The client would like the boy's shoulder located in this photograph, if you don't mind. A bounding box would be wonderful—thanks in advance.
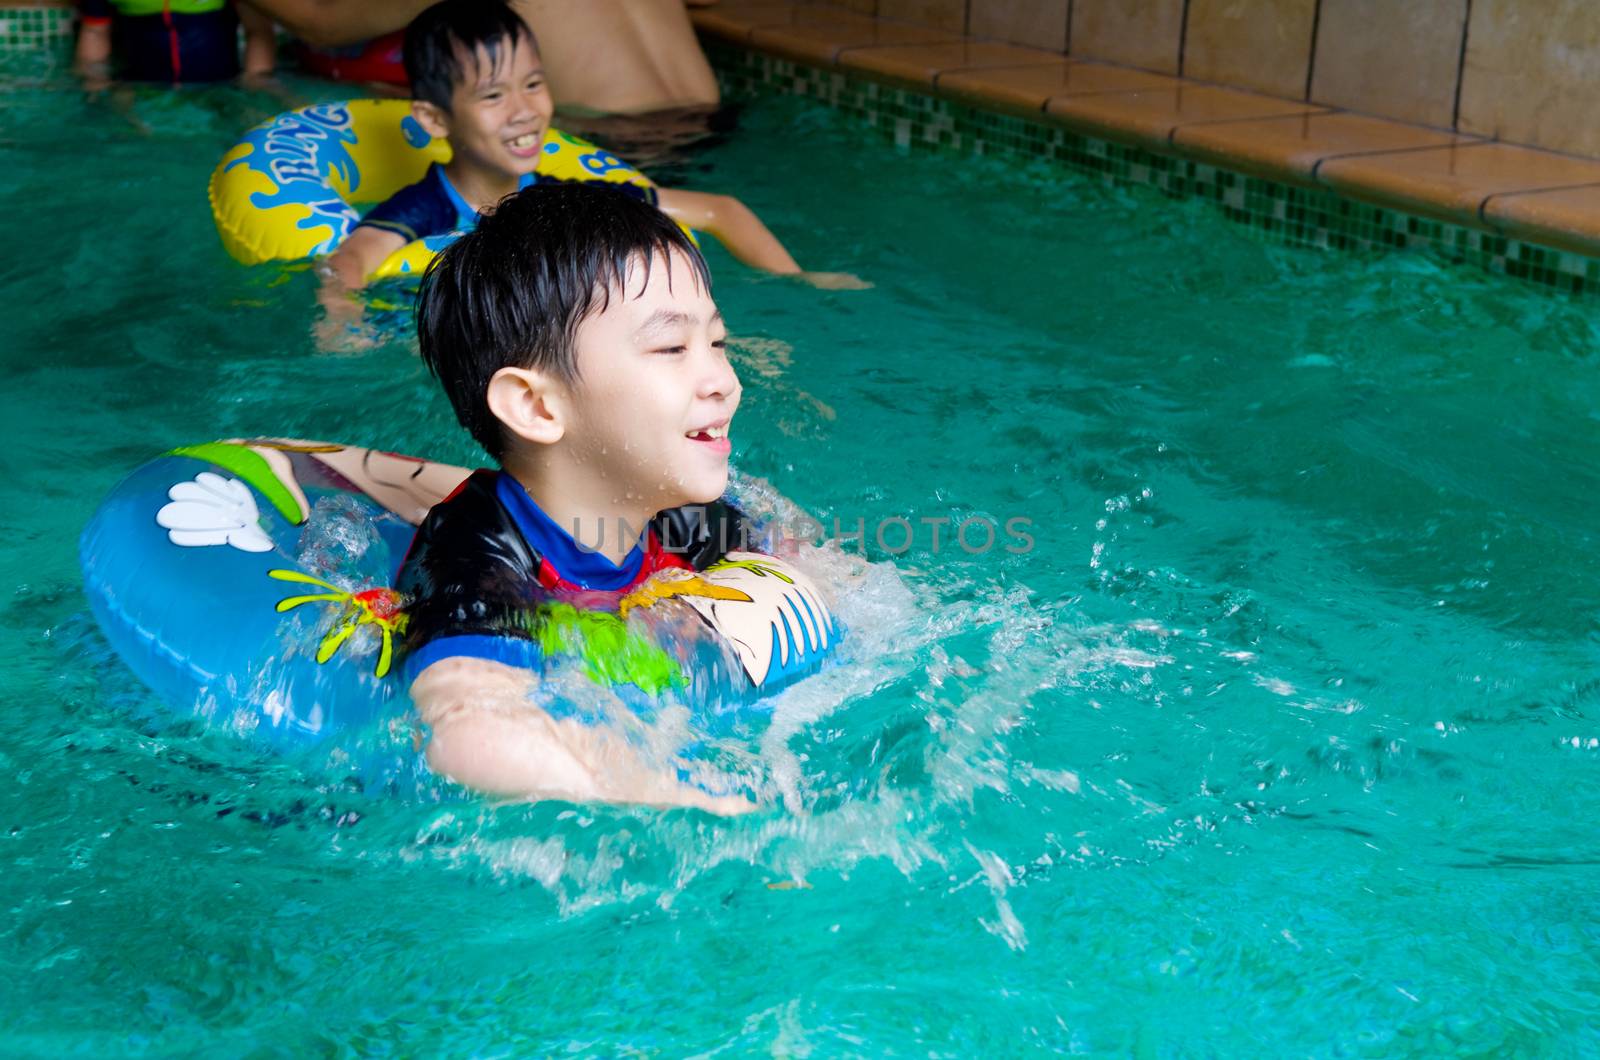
[396,469,533,603]
[356,164,461,245]
[394,469,545,672]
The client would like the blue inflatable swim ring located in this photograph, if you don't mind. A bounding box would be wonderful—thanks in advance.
[79,439,840,751]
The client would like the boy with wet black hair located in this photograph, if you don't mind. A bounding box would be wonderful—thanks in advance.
[397,181,756,813]
[321,0,858,302]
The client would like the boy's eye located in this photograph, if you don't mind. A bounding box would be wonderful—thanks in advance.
[652,345,688,355]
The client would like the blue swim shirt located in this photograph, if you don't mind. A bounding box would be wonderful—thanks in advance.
[356,164,661,244]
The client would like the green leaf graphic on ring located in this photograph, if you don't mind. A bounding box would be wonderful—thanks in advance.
[169,442,307,525]
[268,569,409,678]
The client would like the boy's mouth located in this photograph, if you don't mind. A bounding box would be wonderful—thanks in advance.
[686,421,731,454]
[507,131,543,158]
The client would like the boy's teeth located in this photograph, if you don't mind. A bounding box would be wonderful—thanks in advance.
[511,134,535,147]
[689,425,728,440]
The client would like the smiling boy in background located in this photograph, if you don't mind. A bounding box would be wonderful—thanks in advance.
[320,0,858,321]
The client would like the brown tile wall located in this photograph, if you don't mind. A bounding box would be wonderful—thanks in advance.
[790,0,1600,161]
[1069,0,1186,73]
[1456,0,1600,158]
[1182,0,1318,97]
[877,0,969,33]
[1310,0,1467,129]
[968,0,1070,52]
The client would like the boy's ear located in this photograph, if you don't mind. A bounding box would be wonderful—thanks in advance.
[486,366,566,447]
[411,99,451,141]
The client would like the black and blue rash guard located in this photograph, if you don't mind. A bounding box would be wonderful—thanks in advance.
[395,470,745,681]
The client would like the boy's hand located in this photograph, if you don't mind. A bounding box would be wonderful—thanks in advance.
[795,271,872,291]
[312,234,402,352]
[312,312,380,354]
[313,280,379,353]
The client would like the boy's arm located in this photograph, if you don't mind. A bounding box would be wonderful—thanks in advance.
[656,188,799,275]
[656,188,869,289]
[75,12,112,77]
[410,656,755,815]
[236,1,277,77]
[322,225,405,291]
[241,0,434,48]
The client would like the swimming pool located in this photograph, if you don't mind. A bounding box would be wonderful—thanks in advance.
[5,44,1600,1053]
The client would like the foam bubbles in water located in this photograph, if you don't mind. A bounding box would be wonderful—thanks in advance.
[293,493,388,587]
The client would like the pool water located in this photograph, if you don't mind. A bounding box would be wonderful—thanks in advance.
[5,47,1600,1055]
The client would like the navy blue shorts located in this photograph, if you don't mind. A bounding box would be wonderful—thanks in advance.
[112,8,240,83]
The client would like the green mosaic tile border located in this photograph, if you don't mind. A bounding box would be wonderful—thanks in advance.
[707,40,1600,295]
[0,5,72,51]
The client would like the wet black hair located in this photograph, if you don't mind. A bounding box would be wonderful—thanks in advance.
[416,182,713,463]
[403,0,539,111]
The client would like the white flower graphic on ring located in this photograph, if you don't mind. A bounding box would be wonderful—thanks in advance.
[156,472,275,553]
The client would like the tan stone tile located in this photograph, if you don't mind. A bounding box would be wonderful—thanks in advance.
[749,10,962,66]
[1183,0,1317,98]
[1174,112,1475,187]
[939,60,1179,116]
[1318,142,1600,226]
[1070,0,1185,74]
[841,40,1065,88]
[1310,0,1468,129]
[969,0,1070,52]
[1484,185,1600,258]
[1457,0,1600,158]
[1046,84,1325,150]
[690,2,799,42]
[878,0,968,33]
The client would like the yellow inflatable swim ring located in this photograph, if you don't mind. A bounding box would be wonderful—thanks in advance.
[209,99,661,282]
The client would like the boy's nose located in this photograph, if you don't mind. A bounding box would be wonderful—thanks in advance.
[699,348,740,402]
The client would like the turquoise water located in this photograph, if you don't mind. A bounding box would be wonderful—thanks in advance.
[5,47,1600,1054]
